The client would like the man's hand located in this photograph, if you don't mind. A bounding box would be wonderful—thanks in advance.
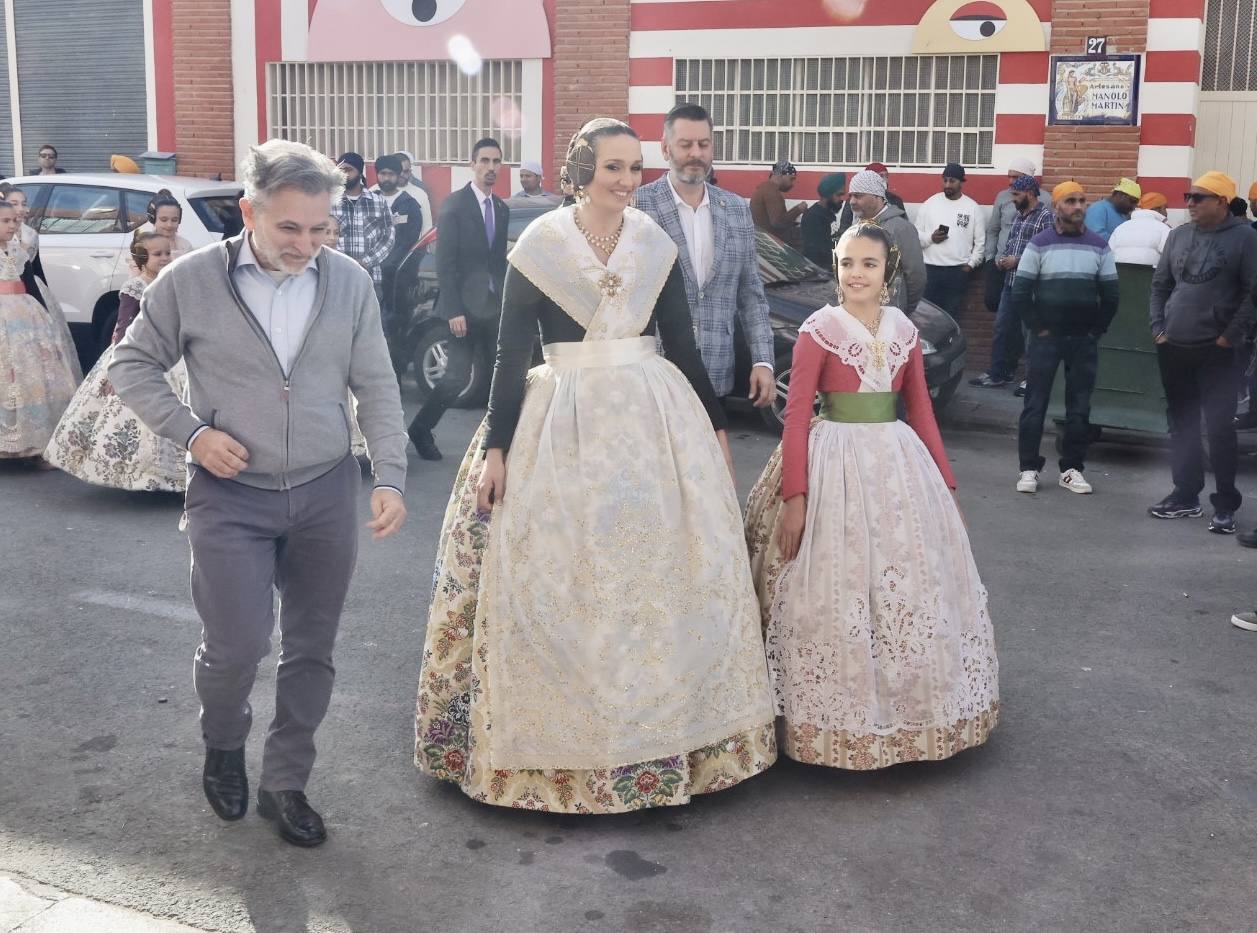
[1217,335,1232,348]
[931,230,948,244]
[189,429,249,479]
[449,315,468,338]
[366,488,406,539]
[748,367,777,408]
[1155,333,1169,345]
[961,263,973,273]
[1037,329,1051,337]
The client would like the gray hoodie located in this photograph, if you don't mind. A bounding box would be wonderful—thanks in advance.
[109,235,407,492]
[1149,214,1257,347]
[874,202,926,313]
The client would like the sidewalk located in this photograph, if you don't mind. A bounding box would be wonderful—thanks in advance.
[938,371,1026,436]
[0,874,211,933]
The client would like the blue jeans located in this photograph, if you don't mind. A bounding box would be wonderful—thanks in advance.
[987,289,1024,382]
[1018,333,1099,472]
[924,264,971,323]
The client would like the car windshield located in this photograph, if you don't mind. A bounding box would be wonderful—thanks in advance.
[756,230,830,285]
[189,195,244,237]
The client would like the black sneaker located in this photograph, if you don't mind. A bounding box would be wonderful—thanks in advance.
[1013,381,1027,398]
[968,373,1010,388]
[1209,511,1237,534]
[1147,495,1203,519]
[1238,529,1257,549]
[1235,410,1257,430]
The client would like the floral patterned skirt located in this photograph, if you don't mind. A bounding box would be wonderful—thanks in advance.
[43,349,187,491]
[745,421,1000,770]
[415,419,777,813]
[0,292,78,458]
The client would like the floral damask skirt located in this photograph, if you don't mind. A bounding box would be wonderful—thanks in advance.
[0,292,78,458]
[415,419,776,813]
[43,349,186,491]
[745,419,1000,769]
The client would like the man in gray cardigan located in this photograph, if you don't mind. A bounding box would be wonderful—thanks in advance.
[110,139,408,847]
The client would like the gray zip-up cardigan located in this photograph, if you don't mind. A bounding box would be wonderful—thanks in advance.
[109,234,407,492]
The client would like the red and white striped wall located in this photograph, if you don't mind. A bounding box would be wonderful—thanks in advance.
[626,0,1205,216]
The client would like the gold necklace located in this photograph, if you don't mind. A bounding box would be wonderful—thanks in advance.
[850,305,887,370]
[574,208,623,253]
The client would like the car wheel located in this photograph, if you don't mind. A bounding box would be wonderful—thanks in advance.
[410,326,487,408]
[96,307,118,357]
[759,358,790,433]
[931,371,964,413]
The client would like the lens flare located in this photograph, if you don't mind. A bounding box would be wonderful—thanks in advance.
[822,0,868,22]
[447,35,483,76]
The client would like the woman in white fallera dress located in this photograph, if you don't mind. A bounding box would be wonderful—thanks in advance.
[745,222,999,769]
[0,201,78,465]
[44,233,188,491]
[3,184,82,382]
[414,119,775,812]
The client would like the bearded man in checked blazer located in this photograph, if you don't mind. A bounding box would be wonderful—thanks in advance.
[635,103,776,406]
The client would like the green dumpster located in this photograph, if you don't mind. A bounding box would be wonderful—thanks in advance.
[1048,262,1166,442]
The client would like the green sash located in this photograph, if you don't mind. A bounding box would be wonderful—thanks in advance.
[818,391,898,423]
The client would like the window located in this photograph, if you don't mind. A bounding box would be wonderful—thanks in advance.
[190,196,244,237]
[267,60,523,164]
[675,55,998,169]
[1203,0,1257,91]
[124,191,153,232]
[38,186,120,235]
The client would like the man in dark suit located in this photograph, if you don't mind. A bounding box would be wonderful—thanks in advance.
[408,138,508,460]
[372,153,424,335]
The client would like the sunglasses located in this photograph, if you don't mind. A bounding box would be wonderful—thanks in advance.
[1183,192,1222,204]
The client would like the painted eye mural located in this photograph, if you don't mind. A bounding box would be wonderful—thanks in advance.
[308,0,551,62]
[948,2,1008,41]
[380,0,468,27]
[911,0,1045,53]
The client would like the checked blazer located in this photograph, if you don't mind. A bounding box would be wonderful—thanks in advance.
[635,177,774,397]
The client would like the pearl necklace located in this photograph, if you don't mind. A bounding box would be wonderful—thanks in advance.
[574,208,623,253]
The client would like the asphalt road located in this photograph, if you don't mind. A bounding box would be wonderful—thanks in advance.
[2,404,1256,933]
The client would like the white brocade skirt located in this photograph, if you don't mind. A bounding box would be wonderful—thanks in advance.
[0,292,79,458]
[43,349,187,491]
[746,418,1000,769]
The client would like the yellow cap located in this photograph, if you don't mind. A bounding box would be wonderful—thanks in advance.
[1052,181,1084,202]
[1194,171,1237,201]
[1113,177,1142,199]
[1138,192,1167,210]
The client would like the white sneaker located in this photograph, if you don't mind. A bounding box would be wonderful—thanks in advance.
[1016,470,1039,493]
[1059,469,1093,494]
[1231,612,1257,632]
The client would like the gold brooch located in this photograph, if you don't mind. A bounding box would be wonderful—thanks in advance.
[598,271,623,297]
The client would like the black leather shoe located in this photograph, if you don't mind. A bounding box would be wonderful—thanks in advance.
[1238,529,1257,549]
[408,424,443,461]
[202,747,248,822]
[257,790,327,847]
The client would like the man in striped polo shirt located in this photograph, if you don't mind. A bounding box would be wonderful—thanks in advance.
[1011,181,1120,495]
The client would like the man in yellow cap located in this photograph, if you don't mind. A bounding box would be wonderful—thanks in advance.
[1084,177,1141,242]
[1108,192,1170,266]
[1148,171,1257,535]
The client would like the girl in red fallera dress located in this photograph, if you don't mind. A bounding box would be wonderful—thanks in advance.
[745,222,1000,770]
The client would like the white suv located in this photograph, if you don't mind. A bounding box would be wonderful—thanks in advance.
[7,173,243,363]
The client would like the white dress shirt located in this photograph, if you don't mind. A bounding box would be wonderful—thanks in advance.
[668,177,715,286]
[231,232,320,376]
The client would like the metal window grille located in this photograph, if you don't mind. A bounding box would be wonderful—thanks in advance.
[267,60,523,162]
[675,55,997,168]
[1203,0,1257,92]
